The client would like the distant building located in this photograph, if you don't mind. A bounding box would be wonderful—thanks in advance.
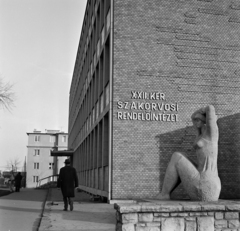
[2,171,12,179]
[26,129,68,188]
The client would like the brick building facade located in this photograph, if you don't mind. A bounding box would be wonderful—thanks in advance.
[69,0,240,201]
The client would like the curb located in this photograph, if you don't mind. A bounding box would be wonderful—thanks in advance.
[37,188,51,231]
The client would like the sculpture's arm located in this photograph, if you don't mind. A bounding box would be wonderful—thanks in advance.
[191,105,218,138]
[191,107,206,122]
[205,105,218,139]
[191,105,216,123]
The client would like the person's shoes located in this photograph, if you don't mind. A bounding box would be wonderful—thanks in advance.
[70,201,73,211]
[63,208,68,211]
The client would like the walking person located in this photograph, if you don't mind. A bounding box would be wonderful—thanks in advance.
[57,159,78,211]
[14,172,23,192]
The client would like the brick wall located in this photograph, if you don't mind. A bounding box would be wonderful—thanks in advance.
[112,0,240,199]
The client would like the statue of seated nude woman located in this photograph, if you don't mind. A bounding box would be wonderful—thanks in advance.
[156,105,221,201]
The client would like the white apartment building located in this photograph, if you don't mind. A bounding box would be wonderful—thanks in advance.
[26,129,68,188]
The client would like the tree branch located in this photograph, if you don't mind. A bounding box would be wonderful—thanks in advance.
[0,79,15,111]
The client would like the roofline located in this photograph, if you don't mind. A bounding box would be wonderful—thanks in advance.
[27,132,68,135]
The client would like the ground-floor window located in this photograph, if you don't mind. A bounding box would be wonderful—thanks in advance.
[33,176,38,182]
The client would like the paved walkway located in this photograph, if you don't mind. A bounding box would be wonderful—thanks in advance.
[0,188,48,231]
[39,188,116,231]
[0,187,116,231]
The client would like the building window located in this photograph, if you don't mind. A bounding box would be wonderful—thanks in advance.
[94,53,96,67]
[84,82,86,95]
[86,118,89,132]
[49,163,54,170]
[34,135,40,142]
[33,176,39,182]
[86,35,89,47]
[62,136,67,142]
[50,136,56,143]
[95,2,98,13]
[105,83,110,106]
[107,10,110,32]
[88,26,91,38]
[92,108,95,123]
[34,163,39,169]
[97,40,100,57]
[100,93,104,113]
[91,14,94,26]
[96,101,99,120]
[90,62,93,76]
[34,149,40,156]
[101,26,105,45]
[88,71,91,85]
[89,113,92,128]
[84,122,86,134]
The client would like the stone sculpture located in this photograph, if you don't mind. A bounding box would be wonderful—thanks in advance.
[156,105,221,201]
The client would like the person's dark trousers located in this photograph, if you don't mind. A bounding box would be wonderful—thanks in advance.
[63,197,73,211]
[15,187,20,192]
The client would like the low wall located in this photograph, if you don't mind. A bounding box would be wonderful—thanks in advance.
[114,200,240,231]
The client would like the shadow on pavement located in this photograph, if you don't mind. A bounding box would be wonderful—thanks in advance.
[0,205,43,213]
[59,210,115,224]
[0,190,12,197]
[0,188,47,202]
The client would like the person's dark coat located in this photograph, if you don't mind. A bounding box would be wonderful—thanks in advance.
[14,173,22,188]
[57,166,78,197]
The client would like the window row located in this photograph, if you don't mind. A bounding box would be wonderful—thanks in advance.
[70,3,111,111]
[33,149,56,156]
[69,82,109,147]
[34,135,67,143]
[70,31,111,124]
[33,162,54,170]
[74,113,109,174]
[32,172,56,183]
[82,83,109,135]
[69,34,110,135]
[80,9,110,76]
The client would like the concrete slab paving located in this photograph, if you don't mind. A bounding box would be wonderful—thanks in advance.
[0,188,48,231]
[39,188,116,231]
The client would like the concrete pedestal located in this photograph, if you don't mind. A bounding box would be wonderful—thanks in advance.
[114,200,240,231]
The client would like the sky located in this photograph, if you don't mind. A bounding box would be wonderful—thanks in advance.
[0,0,88,171]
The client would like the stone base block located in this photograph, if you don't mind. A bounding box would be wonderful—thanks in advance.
[114,200,240,231]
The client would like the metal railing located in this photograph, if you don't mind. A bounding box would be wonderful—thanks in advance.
[36,174,58,188]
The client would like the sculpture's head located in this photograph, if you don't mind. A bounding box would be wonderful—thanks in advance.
[192,113,206,128]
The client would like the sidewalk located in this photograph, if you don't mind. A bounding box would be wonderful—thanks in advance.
[39,188,116,231]
[0,188,48,231]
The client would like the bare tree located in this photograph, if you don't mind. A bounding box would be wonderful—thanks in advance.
[6,157,21,173]
[0,79,15,110]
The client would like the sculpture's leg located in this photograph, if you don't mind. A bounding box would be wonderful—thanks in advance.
[156,152,183,200]
[156,152,199,200]
[176,154,200,200]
